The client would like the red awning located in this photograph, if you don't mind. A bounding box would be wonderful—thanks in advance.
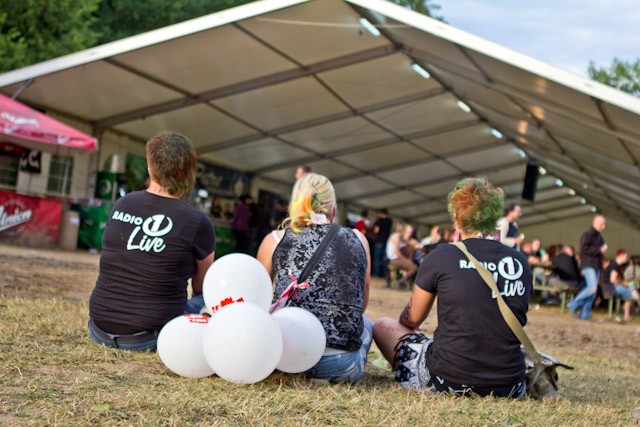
[0,93,97,153]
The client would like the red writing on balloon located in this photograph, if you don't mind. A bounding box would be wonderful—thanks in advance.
[211,296,245,313]
[183,314,209,324]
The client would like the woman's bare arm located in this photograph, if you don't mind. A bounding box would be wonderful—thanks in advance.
[399,286,436,330]
[192,251,215,295]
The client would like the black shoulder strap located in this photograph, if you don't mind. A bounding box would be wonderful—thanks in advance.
[298,223,340,284]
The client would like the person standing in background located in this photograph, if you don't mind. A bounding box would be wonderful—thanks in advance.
[232,194,252,254]
[295,165,311,181]
[497,203,523,249]
[372,208,392,278]
[354,209,369,234]
[273,199,288,229]
[567,215,607,321]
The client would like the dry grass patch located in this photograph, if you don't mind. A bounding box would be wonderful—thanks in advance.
[1,247,639,425]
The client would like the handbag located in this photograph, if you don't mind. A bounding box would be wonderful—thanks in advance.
[453,242,574,400]
[270,224,341,313]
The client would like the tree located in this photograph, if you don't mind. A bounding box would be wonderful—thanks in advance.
[0,0,100,73]
[91,0,255,45]
[389,0,445,21]
[588,57,640,97]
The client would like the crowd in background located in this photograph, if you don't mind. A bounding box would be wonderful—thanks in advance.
[348,206,640,321]
[205,172,639,322]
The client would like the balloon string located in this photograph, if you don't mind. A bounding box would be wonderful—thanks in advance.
[269,273,310,314]
[287,273,310,302]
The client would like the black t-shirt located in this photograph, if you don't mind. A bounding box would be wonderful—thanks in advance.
[551,253,580,282]
[373,217,392,244]
[506,221,519,238]
[603,261,620,285]
[601,261,620,298]
[416,239,532,387]
[89,191,215,334]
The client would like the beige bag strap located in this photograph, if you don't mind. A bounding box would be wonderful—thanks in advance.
[453,241,540,363]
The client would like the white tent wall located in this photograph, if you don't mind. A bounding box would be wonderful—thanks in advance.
[520,215,640,257]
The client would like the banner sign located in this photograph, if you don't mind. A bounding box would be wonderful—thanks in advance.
[20,150,41,173]
[195,160,251,199]
[0,190,63,247]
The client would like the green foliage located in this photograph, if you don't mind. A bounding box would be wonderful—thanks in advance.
[0,0,100,73]
[389,0,445,21]
[588,57,640,97]
[91,0,255,45]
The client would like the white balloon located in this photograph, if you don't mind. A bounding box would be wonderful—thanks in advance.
[202,303,282,384]
[203,253,273,314]
[273,307,327,374]
[157,314,214,378]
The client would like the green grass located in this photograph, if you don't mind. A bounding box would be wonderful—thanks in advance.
[1,247,639,425]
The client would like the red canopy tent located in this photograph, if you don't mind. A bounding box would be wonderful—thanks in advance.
[0,93,97,247]
[0,93,97,153]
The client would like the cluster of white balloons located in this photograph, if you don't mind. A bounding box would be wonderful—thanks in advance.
[157,253,326,384]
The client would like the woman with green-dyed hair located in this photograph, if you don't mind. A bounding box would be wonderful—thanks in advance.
[373,177,533,398]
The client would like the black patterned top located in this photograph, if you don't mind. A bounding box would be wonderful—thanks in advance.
[272,224,367,351]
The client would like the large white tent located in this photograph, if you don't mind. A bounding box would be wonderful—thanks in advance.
[1,0,638,231]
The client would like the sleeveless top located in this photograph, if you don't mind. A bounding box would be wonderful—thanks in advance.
[272,224,367,351]
[386,232,400,260]
[507,221,519,238]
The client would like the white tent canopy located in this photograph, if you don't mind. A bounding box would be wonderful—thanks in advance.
[1,0,638,229]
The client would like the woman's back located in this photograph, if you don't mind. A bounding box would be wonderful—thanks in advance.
[417,238,532,387]
[90,190,214,334]
[272,224,366,351]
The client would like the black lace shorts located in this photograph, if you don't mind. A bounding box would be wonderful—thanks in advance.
[393,333,526,398]
[393,333,436,392]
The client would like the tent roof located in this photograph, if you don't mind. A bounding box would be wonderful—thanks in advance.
[1,0,639,229]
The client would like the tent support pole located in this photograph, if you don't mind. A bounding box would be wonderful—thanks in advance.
[11,79,34,100]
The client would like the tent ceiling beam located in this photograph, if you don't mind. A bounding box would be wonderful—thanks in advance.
[404,192,578,221]
[93,43,398,130]
[407,46,640,146]
[343,160,523,203]
[331,137,507,184]
[541,170,640,229]
[385,179,562,211]
[593,99,640,168]
[519,210,597,229]
[197,87,448,155]
[253,118,481,176]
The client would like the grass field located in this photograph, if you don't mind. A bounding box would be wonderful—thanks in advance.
[1,244,639,425]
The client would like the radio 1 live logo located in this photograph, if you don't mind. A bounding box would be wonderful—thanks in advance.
[0,200,33,234]
[112,211,173,253]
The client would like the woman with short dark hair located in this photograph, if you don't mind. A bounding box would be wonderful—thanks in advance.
[373,177,532,397]
[88,131,215,351]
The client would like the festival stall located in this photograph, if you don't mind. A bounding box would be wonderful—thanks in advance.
[0,93,97,247]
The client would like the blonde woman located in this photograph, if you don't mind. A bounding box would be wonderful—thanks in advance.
[257,173,372,383]
[386,222,419,288]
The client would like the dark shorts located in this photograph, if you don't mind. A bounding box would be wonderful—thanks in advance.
[394,333,526,398]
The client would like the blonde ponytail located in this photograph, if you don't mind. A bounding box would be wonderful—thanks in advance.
[283,173,336,232]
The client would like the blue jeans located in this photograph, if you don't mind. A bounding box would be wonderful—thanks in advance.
[614,284,635,299]
[373,242,386,277]
[567,268,599,319]
[88,295,207,351]
[304,314,374,384]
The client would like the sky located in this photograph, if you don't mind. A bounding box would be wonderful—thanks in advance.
[436,0,640,77]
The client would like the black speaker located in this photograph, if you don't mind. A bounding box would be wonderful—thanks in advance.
[522,163,539,201]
